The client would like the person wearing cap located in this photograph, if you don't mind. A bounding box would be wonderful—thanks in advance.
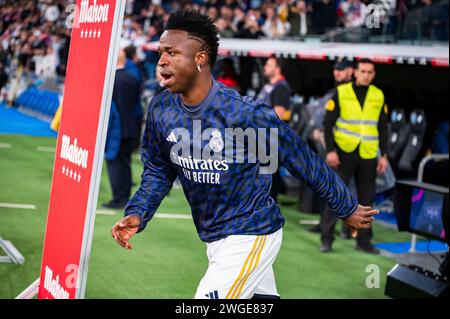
[332,57,355,86]
[304,57,355,139]
[307,57,354,234]
[320,58,389,254]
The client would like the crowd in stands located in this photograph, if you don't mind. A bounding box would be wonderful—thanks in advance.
[0,0,71,78]
[1,1,447,205]
[120,0,449,44]
[0,0,448,85]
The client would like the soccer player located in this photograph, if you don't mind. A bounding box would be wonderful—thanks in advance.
[111,10,378,299]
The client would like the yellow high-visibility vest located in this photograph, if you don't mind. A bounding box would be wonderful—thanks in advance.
[334,82,384,159]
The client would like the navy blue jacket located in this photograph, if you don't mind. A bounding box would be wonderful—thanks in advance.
[125,80,357,242]
[105,101,121,160]
[112,68,140,139]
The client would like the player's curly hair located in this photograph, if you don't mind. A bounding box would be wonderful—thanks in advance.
[165,9,220,66]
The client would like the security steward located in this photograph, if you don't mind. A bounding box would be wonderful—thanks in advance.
[321,58,389,254]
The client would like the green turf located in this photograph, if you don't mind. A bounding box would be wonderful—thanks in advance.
[0,134,414,299]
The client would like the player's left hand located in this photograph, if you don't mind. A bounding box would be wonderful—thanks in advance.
[343,205,379,238]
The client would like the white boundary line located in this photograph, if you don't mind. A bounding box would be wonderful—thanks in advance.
[298,219,319,225]
[36,146,56,153]
[0,202,36,210]
[0,142,11,149]
[96,209,117,215]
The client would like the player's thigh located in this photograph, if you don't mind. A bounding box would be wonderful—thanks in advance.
[195,228,282,299]
[253,266,279,298]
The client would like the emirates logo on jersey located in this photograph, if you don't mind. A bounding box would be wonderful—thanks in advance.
[167,120,279,176]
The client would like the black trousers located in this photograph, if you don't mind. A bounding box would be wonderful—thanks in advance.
[321,146,377,247]
[106,138,135,204]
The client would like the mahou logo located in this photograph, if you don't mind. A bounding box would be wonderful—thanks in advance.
[43,266,70,299]
[79,0,109,24]
[60,134,89,169]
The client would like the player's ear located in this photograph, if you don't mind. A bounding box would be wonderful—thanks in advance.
[195,51,208,68]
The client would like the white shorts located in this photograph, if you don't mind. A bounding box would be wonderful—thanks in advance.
[194,228,283,299]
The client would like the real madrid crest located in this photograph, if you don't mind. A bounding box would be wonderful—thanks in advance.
[209,129,224,152]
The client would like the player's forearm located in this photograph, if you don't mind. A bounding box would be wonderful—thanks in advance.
[124,169,174,232]
[252,103,358,217]
[280,124,358,217]
[287,148,357,217]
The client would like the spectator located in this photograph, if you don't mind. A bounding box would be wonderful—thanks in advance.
[220,5,234,22]
[262,6,291,38]
[124,45,143,82]
[231,6,246,32]
[307,57,355,234]
[337,0,368,28]
[105,101,122,167]
[0,62,8,92]
[18,43,33,70]
[235,12,265,38]
[215,18,235,38]
[321,58,389,254]
[123,45,144,151]
[288,0,310,37]
[132,26,148,64]
[257,56,292,202]
[307,57,355,135]
[0,0,71,77]
[311,0,337,34]
[144,24,161,79]
[258,56,292,120]
[35,46,57,78]
[0,0,445,98]
[103,49,141,210]
[278,0,291,23]
[52,31,70,76]
[207,6,219,22]
[0,45,8,67]
[417,0,448,40]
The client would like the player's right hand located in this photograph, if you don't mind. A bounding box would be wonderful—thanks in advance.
[326,151,340,169]
[111,214,141,250]
[343,205,379,238]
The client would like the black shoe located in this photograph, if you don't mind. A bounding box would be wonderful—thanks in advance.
[340,231,352,240]
[320,242,332,253]
[355,244,380,255]
[102,200,127,210]
[308,225,321,233]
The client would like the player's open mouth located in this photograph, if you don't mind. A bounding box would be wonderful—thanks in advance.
[160,73,174,86]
